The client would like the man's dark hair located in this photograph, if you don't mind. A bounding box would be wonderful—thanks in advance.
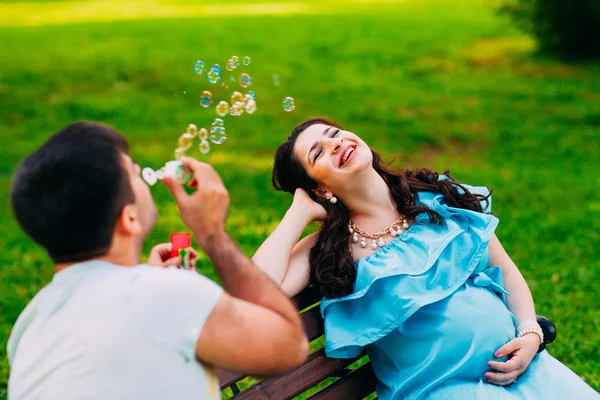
[10,121,135,263]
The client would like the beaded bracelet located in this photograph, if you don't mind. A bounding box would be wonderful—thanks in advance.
[517,320,544,344]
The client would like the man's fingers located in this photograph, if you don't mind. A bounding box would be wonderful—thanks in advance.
[161,176,188,204]
[162,257,180,267]
[488,359,519,373]
[180,157,224,186]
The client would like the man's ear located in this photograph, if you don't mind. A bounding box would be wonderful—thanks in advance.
[312,187,333,201]
[115,204,143,236]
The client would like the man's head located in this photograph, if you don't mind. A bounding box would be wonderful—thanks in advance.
[11,121,157,263]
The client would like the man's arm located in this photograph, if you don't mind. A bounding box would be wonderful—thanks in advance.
[162,158,309,375]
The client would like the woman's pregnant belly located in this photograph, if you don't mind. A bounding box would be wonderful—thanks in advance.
[368,282,516,399]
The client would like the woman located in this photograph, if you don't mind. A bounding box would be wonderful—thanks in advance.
[252,117,598,399]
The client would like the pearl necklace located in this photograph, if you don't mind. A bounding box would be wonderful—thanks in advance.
[349,217,411,250]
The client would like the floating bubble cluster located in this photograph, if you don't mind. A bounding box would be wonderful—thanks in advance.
[199,91,213,108]
[231,91,244,104]
[245,100,257,114]
[193,60,205,75]
[178,133,195,150]
[207,65,221,84]
[199,140,210,154]
[283,97,295,112]
[198,128,208,140]
[226,56,240,71]
[187,124,199,137]
[243,56,251,66]
[230,101,244,116]
[239,73,253,88]
[210,118,227,144]
[216,100,229,117]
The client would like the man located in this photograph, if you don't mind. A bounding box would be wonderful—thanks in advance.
[7,121,309,399]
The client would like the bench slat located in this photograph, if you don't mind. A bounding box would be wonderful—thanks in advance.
[229,348,361,399]
[292,287,321,311]
[307,362,377,400]
[217,368,246,389]
[217,304,325,389]
[301,306,325,342]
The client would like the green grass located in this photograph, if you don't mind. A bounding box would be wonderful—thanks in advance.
[1,0,599,397]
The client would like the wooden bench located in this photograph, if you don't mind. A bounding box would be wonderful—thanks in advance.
[217,287,557,400]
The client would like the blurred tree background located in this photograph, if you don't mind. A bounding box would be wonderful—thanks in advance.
[501,0,600,60]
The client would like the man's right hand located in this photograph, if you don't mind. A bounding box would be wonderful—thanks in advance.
[162,157,229,247]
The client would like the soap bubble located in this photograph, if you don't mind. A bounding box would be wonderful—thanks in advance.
[226,56,240,71]
[245,100,257,114]
[216,100,229,117]
[212,64,221,72]
[210,126,225,135]
[175,148,185,159]
[172,162,192,183]
[193,60,205,74]
[199,91,213,108]
[243,56,251,66]
[207,67,220,84]
[211,136,227,145]
[199,139,211,154]
[178,133,195,150]
[210,126,227,144]
[230,101,245,116]
[246,90,256,101]
[198,128,208,140]
[239,73,253,88]
[283,97,295,112]
[231,91,244,104]
[142,168,157,186]
[187,124,198,136]
[243,94,253,104]
[212,118,224,127]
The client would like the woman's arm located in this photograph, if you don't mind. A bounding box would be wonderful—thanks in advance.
[252,189,326,297]
[485,234,541,386]
[488,234,537,326]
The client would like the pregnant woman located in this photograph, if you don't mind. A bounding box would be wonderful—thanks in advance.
[252,117,599,399]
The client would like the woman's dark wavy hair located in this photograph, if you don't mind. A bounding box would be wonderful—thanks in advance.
[273,117,491,298]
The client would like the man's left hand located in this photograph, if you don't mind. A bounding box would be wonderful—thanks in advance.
[485,333,540,386]
[148,243,197,270]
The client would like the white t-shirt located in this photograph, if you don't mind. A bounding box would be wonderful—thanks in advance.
[7,260,224,400]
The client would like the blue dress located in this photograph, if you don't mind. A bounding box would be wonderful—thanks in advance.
[321,185,599,400]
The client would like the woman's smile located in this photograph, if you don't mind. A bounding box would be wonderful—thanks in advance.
[339,144,357,168]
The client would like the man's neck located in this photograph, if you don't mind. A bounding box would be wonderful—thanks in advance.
[54,240,141,274]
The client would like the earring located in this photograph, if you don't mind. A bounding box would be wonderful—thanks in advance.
[329,196,338,204]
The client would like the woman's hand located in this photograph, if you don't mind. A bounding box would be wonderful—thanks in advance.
[148,243,198,270]
[291,188,327,222]
[485,334,540,386]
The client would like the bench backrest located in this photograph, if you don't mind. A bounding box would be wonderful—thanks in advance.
[217,287,377,399]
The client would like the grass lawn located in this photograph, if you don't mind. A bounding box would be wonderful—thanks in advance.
[0,0,599,397]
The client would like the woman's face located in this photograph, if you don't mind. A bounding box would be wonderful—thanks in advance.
[293,123,373,193]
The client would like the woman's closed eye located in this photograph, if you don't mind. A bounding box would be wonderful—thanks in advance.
[313,129,341,163]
